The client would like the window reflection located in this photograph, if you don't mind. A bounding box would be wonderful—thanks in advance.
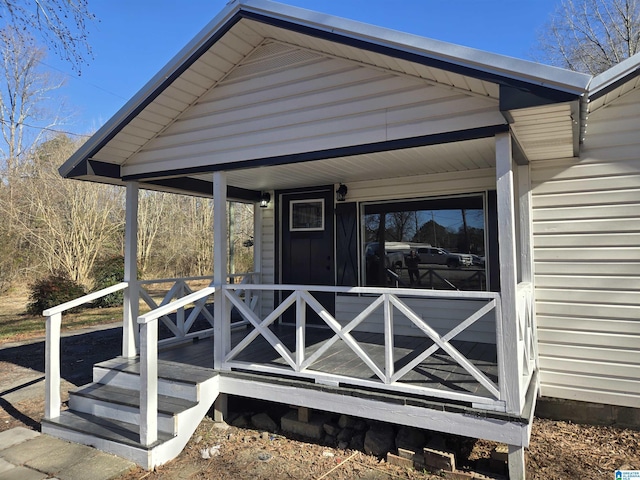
[363,195,486,290]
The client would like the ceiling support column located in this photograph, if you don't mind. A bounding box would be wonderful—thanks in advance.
[213,172,228,370]
[123,181,139,358]
[495,131,523,415]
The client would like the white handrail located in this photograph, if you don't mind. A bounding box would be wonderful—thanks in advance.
[43,282,129,316]
[136,284,216,446]
[43,281,129,421]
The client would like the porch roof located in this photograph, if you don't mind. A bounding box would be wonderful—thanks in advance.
[60,0,593,199]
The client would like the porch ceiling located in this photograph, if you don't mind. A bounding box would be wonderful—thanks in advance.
[193,137,496,192]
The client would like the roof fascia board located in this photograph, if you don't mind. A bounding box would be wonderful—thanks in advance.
[240,0,590,95]
[59,1,246,179]
[588,51,640,101]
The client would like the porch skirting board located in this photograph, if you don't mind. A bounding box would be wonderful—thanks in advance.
[217,370,535,447]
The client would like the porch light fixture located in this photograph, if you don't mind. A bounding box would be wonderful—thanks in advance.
[336,184,348,202]
[260,191,271,208]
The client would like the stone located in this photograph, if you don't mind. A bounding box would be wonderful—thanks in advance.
[353,419,369,431]
[324,434,336,446]
[281,410,326,440]
[364,424,395,456]
[338,441,349,450]
[323,422,341,436]
[350,433,365,451]
[251,413,277,432]
[231,415,249,428]
[337,428,354,443]
[338,415,356,429]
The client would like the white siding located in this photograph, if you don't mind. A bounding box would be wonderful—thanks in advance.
[259,201,276,319]
[122,41,503,178]
[531,88,640,409]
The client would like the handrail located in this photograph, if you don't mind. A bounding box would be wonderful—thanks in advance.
[43,281,129,421]
[138,275,213,285]
[138,286,216,324]
[43,282,129,316]
[136,284,216,447]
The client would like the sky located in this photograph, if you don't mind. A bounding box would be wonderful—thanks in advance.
[44,0,563,138]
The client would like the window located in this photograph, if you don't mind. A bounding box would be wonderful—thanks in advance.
[362,195,487,290]
[290,199,324,231]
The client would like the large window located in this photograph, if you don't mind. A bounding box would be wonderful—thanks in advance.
[362,195,487,290]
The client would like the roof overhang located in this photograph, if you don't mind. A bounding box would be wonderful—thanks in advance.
[60,0,592,197]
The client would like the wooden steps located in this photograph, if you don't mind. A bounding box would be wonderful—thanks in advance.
[41,356,220,469]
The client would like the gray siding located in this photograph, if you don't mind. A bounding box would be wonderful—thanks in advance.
[531,88,640,408]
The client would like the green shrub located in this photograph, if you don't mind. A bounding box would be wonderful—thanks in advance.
[91,256,125,308]
[27,271,86,315]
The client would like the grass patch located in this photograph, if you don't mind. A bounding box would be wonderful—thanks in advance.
[0,307,123,343]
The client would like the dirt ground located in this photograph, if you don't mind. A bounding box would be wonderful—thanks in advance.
[0,299,637,480]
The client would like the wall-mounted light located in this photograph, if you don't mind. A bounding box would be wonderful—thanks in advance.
[260,191,271,208]
[336,184,348,202]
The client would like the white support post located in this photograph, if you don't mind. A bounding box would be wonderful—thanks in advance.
[508,445,526,480]
[123,182,139,358]
[213,172,228,370]
[254,198,264,315]
[383,294,394,383]
[139,321,158,446]
[296,291,306,370]
[496,131,523,415]
[44,313,61,419]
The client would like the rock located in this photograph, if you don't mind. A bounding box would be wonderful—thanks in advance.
[353,419,368,431]
[323,422,341,436]
[395,427,426,452]
[251,413,277,432]
[338,415,356,429]
[231,415,249,428]
[324,434,336,446]
[337,428,354,443]
[364,424,395,456]
[350,432,365,451]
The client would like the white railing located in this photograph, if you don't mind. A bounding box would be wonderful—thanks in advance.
[516,282,536,397]
[42,282,129,420]
[135,271,258,446]
[137,284,217,446]
[222,284,507,410]
[138,273,258,346]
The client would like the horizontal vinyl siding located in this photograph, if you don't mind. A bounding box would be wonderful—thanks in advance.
[531,88,640,408]
[122,41,503,177]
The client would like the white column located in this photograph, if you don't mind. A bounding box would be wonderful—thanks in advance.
[495,131,523,415]
[508,445,526,480]
[123,182,139,358]
[213,172,228,370]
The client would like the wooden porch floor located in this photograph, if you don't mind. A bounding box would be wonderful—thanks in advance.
[158,324,498,400]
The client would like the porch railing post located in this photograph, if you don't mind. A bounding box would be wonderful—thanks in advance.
[139,320,158,446]
[123,181,139,358]
[496,131,523,415]
[383,293,394,383]
[213,172,228,370]
[296,291,306,370]
[44,313,61,420]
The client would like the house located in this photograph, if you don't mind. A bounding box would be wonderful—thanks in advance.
[40,1,640,478]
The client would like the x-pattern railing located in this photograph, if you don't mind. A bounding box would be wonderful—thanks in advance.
[224,285,503,407]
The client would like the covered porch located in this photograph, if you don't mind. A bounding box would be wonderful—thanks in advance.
[40,1,591,477]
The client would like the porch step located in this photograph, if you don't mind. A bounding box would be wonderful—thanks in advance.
[69,383,197,435]
[92,357,215,402]
[42,357,220,470]
[42,410,173,449]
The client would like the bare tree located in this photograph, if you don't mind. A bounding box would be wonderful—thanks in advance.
[535,0,640,74]
[0,27,65,189]
[10,135,123,287]
[0,0,94,71]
